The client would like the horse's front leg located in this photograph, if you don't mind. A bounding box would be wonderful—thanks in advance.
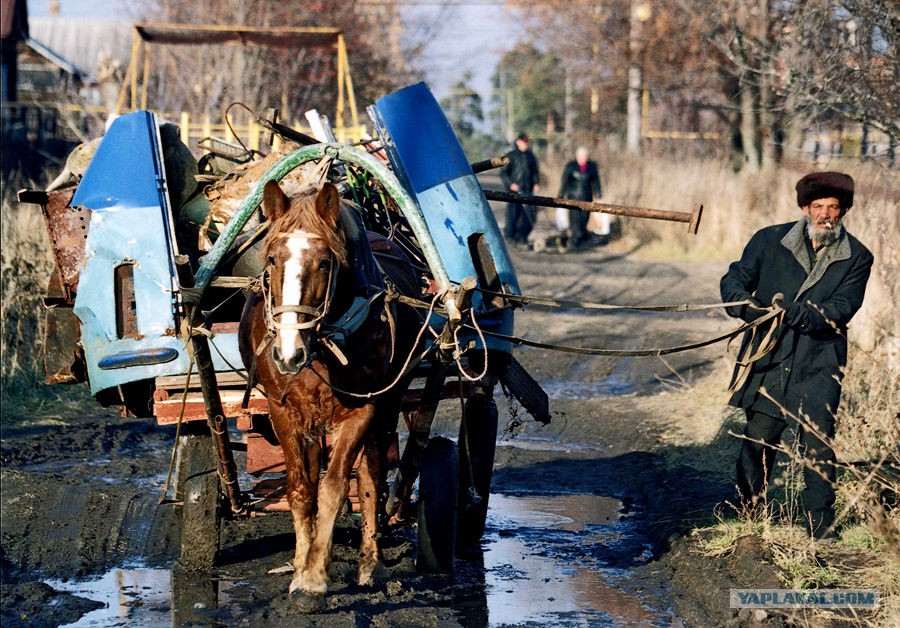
[270,405,319,596]
[298,406,374,607]
[356,434,388,587]
[287,439,320,594]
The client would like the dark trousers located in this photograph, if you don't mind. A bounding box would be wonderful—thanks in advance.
[567,207,591,245]
[504,202,537,242]
[737,409,837,537]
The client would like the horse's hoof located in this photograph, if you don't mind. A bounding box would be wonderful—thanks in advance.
[290,588,326,613]
[358,561,389,587]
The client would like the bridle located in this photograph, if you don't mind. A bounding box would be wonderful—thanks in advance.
[262,233,339,337]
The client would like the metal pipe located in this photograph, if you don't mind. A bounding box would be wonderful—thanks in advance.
[470,155,509,174]
[483,189,703,234]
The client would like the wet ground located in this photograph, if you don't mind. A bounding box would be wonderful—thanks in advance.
[2,242,759,626]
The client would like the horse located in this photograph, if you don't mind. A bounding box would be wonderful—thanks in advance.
[239,179,421,611]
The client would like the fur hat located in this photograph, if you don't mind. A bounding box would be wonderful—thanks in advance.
[795,172,854,209]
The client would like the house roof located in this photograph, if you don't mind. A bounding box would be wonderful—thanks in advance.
[26,17,132,81]
[22,21,345,83]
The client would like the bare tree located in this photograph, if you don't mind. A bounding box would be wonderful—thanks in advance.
[135,0,411,127]
[707,0,897,168]
[780,0,898,152]
[504,0,897,168]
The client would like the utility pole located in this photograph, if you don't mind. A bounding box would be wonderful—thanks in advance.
[564,68,574,155]
[505,72,515,143]
[627,1,651,156]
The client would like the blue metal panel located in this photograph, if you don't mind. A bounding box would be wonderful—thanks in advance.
[72,111,166,211]
[372,83,519,350]
[373,83,472,194]
[71,111,245,393]
[98,347,180,370]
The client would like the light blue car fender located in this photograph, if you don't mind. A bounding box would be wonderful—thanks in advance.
[72,111,240,394]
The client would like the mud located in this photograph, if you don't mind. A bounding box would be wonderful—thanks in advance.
[1,242,778,626]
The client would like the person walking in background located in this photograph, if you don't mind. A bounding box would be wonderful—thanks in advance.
[720,172,873,540]
[500,132,541,246]
[557,146,602,251]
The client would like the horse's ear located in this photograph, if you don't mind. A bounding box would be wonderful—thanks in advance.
[315,183,342,224]
[263,180,289,221]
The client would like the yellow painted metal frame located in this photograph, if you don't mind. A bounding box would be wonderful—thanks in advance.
[116,23,360,137]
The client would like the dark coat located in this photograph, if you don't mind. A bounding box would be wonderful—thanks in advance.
[500,148,540,193]
[720,220,873,421]
[557,160,601,201]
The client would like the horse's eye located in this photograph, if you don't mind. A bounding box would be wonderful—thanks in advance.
[319,259,331,271]
[267,256,276,266]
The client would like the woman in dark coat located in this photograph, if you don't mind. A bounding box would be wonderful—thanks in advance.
[720,171,873,539]
[557,146,602,249]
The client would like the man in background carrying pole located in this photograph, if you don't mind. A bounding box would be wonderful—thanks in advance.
[500,132,541,247]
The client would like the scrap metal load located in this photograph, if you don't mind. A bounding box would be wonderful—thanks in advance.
[21,82,550,423]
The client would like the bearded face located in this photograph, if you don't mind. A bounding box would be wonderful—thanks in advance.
[802,197,845,247]
[805,214,843,246]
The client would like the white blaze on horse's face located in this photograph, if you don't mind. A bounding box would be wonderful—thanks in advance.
[278,230,315,364]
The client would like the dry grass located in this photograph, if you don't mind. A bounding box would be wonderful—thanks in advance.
[567,152,899,626]
[1,185,56,393]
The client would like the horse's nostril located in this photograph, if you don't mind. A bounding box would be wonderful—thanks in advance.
[272,344,306,375]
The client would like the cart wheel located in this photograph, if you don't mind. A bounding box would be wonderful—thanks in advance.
[457,394,498,551]
[175,422,222,571]
[417,436,458,574]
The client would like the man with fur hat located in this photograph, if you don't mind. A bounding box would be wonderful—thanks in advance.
[720,171,873,539]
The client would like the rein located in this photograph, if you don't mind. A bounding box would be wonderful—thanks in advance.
[466,306,783,358]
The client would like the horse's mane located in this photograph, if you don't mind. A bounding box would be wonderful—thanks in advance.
[264,189,359,268]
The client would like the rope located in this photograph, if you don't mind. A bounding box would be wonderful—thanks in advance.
[476,285,750,313]
[463,303,783,358]
[158,330,197,505]
[158,358,193,505]
[727,305,786,393]
[454,307,489,381]
[305,292,444,399]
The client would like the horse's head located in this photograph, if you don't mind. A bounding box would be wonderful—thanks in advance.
[261,180,353,375]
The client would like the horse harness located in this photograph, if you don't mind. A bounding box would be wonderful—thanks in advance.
[254,233,400,370]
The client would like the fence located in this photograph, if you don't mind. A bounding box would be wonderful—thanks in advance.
[0,102,369,187]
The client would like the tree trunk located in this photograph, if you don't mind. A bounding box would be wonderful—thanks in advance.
[626,1,644,156]
[739,77,761,172]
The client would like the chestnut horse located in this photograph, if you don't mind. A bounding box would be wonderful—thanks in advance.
[239,180,420,611]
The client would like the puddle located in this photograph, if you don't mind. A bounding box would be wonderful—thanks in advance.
[459,492,673,626]
[540,369,639,398]
[534,354,678,399]
[496,436,605,453]
[44,493,672,626]
[45,567,238,627]
[46,568,173,627]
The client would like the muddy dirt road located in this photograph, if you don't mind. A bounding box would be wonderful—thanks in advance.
[2,240,755,626]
